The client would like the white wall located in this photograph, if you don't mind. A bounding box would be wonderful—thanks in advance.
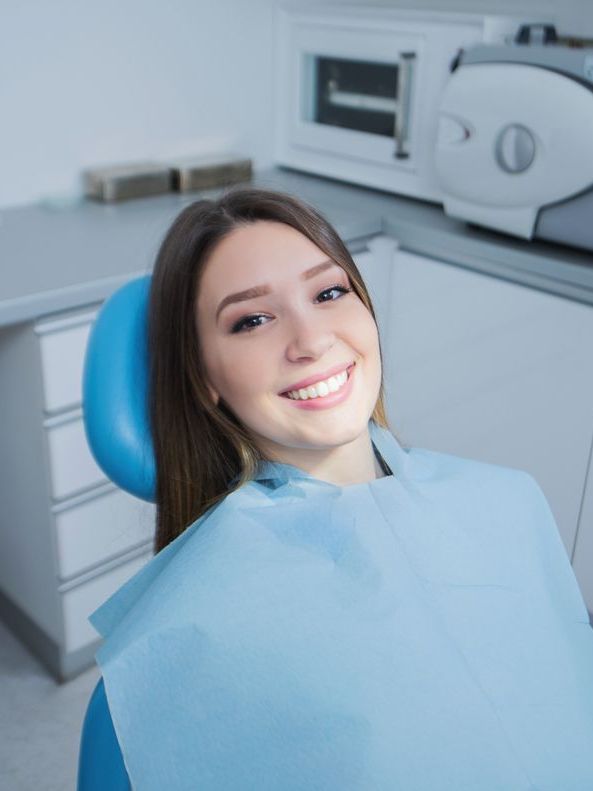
[0,0,276,209]
[1,0,590,210]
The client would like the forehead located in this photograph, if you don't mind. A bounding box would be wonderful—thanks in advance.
[198,220,331,299]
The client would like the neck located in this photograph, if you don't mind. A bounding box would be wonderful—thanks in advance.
[257,424,384,486]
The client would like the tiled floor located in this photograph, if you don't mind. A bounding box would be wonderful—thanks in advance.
[0,619,100,791]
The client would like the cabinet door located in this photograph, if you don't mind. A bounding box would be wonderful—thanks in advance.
[381,247,593,605]
[352,235,398,345]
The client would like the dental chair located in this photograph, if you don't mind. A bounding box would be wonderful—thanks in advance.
[77,276,154,790]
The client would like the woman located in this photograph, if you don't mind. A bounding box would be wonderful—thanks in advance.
[90,188,593,791]
[147,187,392,552]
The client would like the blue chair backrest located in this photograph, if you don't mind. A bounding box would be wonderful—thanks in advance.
[78,276,156,789]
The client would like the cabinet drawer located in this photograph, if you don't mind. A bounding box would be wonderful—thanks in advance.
[55,486,156,580]
[36,309,98,414]
[46,414,106,500]
[61,551,153,653]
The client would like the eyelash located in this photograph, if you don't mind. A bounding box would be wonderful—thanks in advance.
[230,284,353,334]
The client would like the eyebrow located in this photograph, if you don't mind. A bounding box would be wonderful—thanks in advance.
[215,259,339,321]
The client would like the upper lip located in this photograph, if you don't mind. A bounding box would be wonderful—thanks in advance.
[280,361,355,394]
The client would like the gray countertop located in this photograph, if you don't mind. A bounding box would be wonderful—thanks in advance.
[1,165,591,328]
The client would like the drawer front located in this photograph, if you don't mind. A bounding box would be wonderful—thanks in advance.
[62,551,153,653]
[46,416,106,500]
[37,310,97,414]
[55,487,156,580]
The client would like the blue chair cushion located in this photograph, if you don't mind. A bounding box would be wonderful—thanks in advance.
[78,677,130,790]
[83,276,155,502]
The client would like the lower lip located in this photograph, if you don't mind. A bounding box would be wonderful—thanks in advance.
[280,364,356,410]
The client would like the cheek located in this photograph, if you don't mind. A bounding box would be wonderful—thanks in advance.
[348,301,381,349]
[196,311,260,396]
[203,338,272,400]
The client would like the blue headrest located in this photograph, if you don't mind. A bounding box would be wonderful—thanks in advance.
[82,276,156,502]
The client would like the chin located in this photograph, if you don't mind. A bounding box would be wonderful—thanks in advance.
[305,412,371,443]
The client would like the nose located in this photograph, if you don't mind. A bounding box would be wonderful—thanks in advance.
[284,307,336,362]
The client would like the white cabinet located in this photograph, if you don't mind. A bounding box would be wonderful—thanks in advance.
[0,305,154,681]
[375,244,593,615]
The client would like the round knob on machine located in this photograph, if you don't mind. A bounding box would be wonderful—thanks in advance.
[494,124,536,173]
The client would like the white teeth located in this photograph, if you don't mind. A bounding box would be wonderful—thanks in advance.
[287,368,349,400]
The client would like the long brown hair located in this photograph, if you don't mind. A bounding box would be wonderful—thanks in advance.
[149,187,391,553]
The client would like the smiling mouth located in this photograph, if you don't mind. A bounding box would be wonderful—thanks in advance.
[280,363,355,398]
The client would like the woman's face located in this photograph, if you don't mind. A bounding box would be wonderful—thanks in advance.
[195,220,382,464]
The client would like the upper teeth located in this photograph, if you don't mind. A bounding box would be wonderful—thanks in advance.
[287,368,349,400]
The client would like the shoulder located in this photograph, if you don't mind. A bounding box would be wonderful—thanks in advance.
[403,445,550,551]
[91,482,297,653]
[90,488,246,643]
[405,442,532,498]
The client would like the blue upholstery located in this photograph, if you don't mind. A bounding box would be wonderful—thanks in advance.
[82,275,155,502]
[79,276,155,789]
[77,678,131,791]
